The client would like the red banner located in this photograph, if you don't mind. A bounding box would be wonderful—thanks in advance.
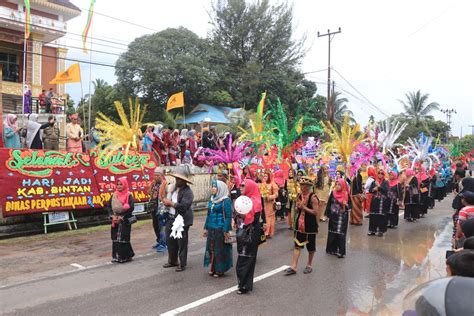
[0,149,157,217]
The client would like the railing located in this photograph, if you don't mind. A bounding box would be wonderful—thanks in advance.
[0,7,67,33]
[27,96,66,114]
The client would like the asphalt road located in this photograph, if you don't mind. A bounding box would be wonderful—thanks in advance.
[1,198,453,316]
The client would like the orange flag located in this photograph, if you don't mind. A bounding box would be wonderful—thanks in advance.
[49,63,81,84]
[166,92,184,111]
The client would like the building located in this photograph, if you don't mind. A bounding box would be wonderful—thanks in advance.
[0,0,80,114]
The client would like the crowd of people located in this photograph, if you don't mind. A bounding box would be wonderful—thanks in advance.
[104,155,473,296]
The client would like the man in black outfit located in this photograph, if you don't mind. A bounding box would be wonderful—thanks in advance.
[162,167,194,272]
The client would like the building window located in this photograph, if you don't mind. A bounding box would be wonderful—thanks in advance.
[0,52,20,82]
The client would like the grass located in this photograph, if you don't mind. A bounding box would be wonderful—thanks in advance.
[0,210,207,245]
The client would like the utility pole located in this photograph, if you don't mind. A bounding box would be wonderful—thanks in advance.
[440,108,456,139]
[469,125,474,136]
[318,27,341,124]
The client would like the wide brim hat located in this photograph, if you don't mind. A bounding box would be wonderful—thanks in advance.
[298,176,314,186]
[170,166,194,184]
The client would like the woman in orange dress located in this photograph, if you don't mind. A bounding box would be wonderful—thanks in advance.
[260,170,279,238]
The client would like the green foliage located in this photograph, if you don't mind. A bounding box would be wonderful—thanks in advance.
[399,90,440,126]
[456,134,474,153]
[386,114,449,143]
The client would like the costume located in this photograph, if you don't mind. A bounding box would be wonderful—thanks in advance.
[326,178,351,257]
[404,171,420,221]
[2,114,21,149]
[350,171,365,225]
[204,181,233,274]
[368,174,389,236]
[294,192,318,252]
[66,116,83,153]
[260,179,279,237]
[107,177,135,263]
[387,172,403,228]
[285,172,299,228]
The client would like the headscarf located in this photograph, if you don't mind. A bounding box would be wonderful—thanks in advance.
[388,171,399,187]
[3,114,17,130]
[211,180,229,204]
[333,178,349,205]
[416,166,429,184]
[376,169,385,185]
[242,179,262,225]
[405,169,415,177]
[180,129,188,139]
[188,130,195,138]
[274,170,285,187]
[116,177,130,210]
[26,114,41,148]
[367,166,377,179]
[153,124,163,139]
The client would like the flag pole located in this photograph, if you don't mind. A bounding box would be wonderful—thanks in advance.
[22,38,27,117]
[183,106,186,128]
[87,24,93,145]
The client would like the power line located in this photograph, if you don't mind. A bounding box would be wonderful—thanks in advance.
[330,67,389,118]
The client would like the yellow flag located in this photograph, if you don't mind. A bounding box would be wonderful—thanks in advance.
[166,91,184,111]
[49,63,81,84]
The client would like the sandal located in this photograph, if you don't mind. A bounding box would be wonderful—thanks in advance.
[163,263,178,268]
[303,266,312,274]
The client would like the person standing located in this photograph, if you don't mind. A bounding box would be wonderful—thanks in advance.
[23,85,32,114]
[236,179,264,294]
[2,114,21,149]
[417,165,430,218]
[285,169,299,229]
[39,89,47,110]
[107,177,135,263]
[284,176,320,275]
[203,180,233,277]
[315,166,331,222]
[46,88,54,114]
[350,168,365,225]
[66,113,83,153]
[162,167,194,272]
[142,124,155,152]
[26,114,52,149]
[404,169,420,222]
[368,169,389,237]
[364,166,377,218]
[326,178,350,258]
[260,170,279,238]
[42,115,60,150]
[387,171,403,229]
[149,167,168,252]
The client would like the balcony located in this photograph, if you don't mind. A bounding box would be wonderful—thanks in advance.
[0,6,67,42]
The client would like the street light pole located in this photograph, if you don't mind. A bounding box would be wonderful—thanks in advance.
[440,108,456,139]
[318,27,341,124]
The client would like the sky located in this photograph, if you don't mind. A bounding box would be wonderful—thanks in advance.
[64,0,473,137]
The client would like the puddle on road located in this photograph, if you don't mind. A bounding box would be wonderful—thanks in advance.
[342,218,452,315]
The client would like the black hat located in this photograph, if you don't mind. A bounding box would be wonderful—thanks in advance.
[459,191,474,205]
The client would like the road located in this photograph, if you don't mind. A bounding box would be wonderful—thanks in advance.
[0,198,453,315]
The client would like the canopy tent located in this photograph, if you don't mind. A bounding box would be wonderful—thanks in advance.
[175,104,244,125]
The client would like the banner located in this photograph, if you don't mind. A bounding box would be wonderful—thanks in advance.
[0,149,157,217]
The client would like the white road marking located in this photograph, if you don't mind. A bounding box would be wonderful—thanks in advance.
[160,265,290,316]
[70,263,85,270]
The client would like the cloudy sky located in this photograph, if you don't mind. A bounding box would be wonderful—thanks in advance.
[65,0,473,136]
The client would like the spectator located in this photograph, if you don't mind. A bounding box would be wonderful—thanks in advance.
[26,114,52,149]
[42,115,60,150]
[46,88,54,113]
[2,114,21,149]
[39,89,47,110]
[446,251,474,277]
[66,113,84,153]
[23,85,32,114]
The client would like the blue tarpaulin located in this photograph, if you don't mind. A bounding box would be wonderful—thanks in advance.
[176,104,243,124]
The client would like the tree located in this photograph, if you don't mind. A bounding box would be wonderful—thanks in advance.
[115,27,219,120]
[386,114,449,142]
[76,79,119,125]
[329,91,354,127]
[399,90,440,126]
[209,0,310,108]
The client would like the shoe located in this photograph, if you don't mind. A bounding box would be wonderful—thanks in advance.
[152,243,159,249]
[156,245,167,253]
[284,267,297,275]
[213,273,224,278]
[237,289,248,295]
[163,263,178,268]
[368,232,375,236]
[118,258,132,263]
[303,266,312,274]
[337,254,345,259]
[111,258,118,263]
[175,266,186,272]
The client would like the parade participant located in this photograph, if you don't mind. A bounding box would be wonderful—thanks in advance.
[368,169,389,236]
[162,127,172,166]
[142,124,155,152]
[42,115,60,150]
[296,169,305,183]
[2,114,21,149]
[228,175,241,203]
[274,169,288,222]
[284,176,320,275]
[404,169,420,222]
[203,180,233,277]
[260,170,279,238]
[364,166,377,217]
[182,150,193,165]
[417,165,430,218]
[26,114,52,149]
[107,177,135,263]
[326,178,350,258]
[427,168,437,209]
[66,113,83,153]
[168,129,180,165]
[285,169,299,229]
[149,167,168,252]
[179,129,188,160]
[236,179,264,294]
[315,166,331,222]
[216,169,229,184]
[387,171,403,229]
[187,130,198,156]
[162,167,194,272]
[350,167,365,225]
[152,125,166,165]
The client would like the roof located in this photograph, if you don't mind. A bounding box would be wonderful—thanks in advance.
[47,0,80,11]
[175,104,244,124]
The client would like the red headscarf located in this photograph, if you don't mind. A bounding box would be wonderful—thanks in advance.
[367,166,377,179]
[273,170,285,187]
[242,179,262,225]
[116,177,130,210]
[333,178,349,205]
[406,169,415,177]
[388,171,399,187]
[416,166,429,184]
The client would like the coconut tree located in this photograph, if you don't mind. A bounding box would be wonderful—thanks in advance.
[329,91,354,127]
[399,90,439,126]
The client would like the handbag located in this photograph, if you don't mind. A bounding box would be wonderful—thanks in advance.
[258,222,267,245]
[224,231,237,244]
[236,224,254,243]
[127,215,138,224]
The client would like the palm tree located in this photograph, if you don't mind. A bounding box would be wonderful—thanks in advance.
[329,91,354,127]
[399,90,439,126]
